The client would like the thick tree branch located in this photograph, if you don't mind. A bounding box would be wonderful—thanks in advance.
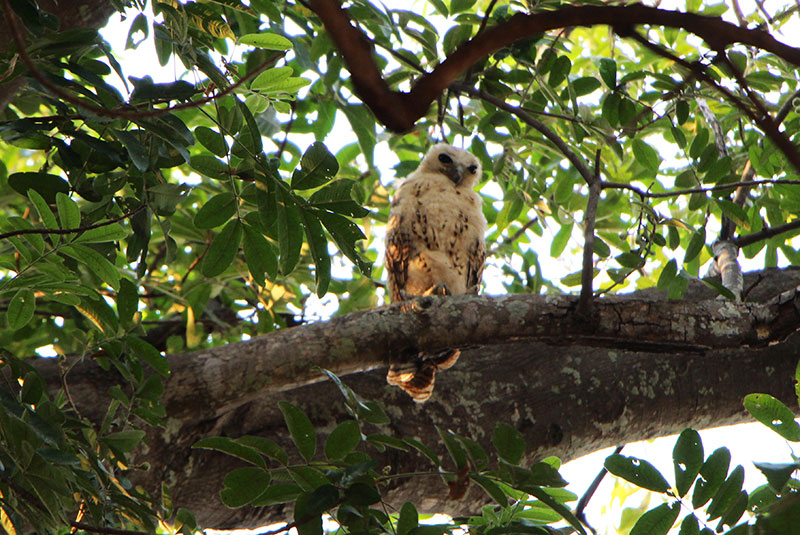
[308,1,800,132]
[22,268,800,528]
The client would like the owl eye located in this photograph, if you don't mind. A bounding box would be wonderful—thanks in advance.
[438,153,453,164]
[467,165,478,174]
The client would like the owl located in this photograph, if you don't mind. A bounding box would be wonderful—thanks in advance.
[384,143,487,402]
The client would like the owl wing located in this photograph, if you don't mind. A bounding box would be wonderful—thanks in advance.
[385,225,412,302]
[465,237,486,295]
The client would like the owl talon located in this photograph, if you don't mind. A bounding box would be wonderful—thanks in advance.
[423,282,451,297]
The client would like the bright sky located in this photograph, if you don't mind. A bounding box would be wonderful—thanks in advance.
[93,1,800,533]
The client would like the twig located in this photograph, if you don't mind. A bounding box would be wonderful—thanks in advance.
[452,83,594,185]
[601,177,800,199]
[733,218,800,248]
[71,522,153,535]
[0,204,146,241]
[578,151,602,316]
[575,445,624,535]
[488,217,540,255]
[1,0,283,120]
[476,0,500,37]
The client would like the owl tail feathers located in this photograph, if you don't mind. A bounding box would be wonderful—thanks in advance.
[386,349,461,403]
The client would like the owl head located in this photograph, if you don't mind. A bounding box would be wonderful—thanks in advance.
[419,143,482,188]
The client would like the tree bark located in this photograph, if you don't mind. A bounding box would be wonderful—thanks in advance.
[27,267,800,529]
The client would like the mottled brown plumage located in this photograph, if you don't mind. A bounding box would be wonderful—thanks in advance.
[385,143,487,402]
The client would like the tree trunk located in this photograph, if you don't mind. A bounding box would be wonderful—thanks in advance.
[29,267,800,528]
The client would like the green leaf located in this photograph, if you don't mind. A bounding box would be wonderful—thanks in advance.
[295,486,340,535]
[103,430,145,453]
[299,209,331,296]
[238,435,289,465]
[194,192,238,229]
[60,244,120,291]
[236,98,263,155]
[324,420,361,460]
[190,154,229,180]
[753,461,799,493]
[344,482,380,505]
[397,502,419,535]
[251,484,303,506]
[525,486,587,535]
[550,223,572,258]
[684,228,706,264]
[632,139,660,171]
[56,192,81,231]
[194,126,228,157]
[308,179,370,217]
[493,423,525,465]
[278,401,316,462]
[277,192,303,275]
[9,172,70,204]
[27,189,58,231]
[242,223,278,287]
[601,92,620,126]
[678,513,700,535]
[630,503,680,535]
[250,66,292,90]
[744,393,800,441]
[130,78,197,102]
[114,129,150,172]
[201,219,243,278]
[673,428,703,497]
[599,58,617,88]
[221,467,272,508]
[692,447,731,508]
[604,454,670,493]
[676,100,690,124]
[529,461,568,487]
[193,437,266,468]
[292,142,339,190]
[127,335,170,377]
[7,289,35,330]
[74,223,128,243]
[471,474,508,506]
[239,32,293,50]
[706,465,744,520]
[315,211,371,276]
[657,259,678,291]
[437,426,468,470]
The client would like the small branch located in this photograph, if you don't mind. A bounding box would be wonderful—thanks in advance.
[578,151,602,316]
[476,0,500,37]
[2,0,283,120]
[452,83,594,185]
[575,445,624,535]
[488,217,540,256]
[71,523,153,535]
[601,177,800,199]
[0,205,146,241]
[734,218,800,248]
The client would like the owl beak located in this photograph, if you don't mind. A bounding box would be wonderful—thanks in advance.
[446,165,464,185]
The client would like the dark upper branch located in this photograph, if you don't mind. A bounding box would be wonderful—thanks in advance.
[308,1,800,132]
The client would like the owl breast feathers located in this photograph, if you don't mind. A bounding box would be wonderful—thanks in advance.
[384,143,487,402]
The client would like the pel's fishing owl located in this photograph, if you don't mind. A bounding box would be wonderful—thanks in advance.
[384,143,487,402]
